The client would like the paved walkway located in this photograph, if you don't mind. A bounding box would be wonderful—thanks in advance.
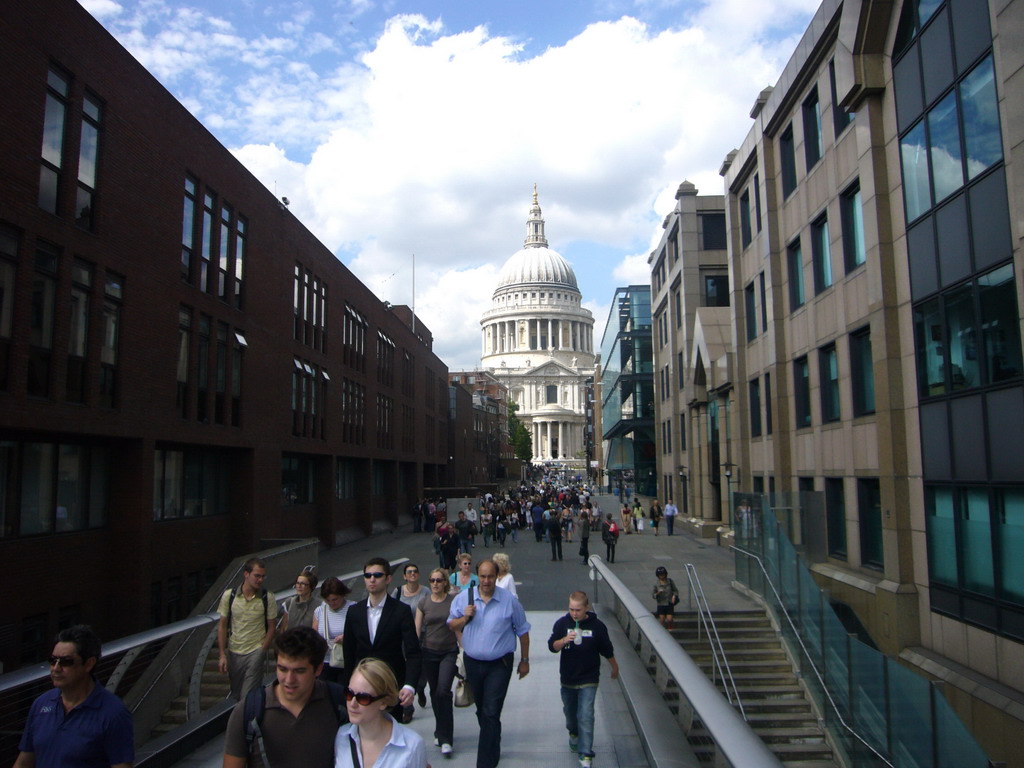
[172,495,751,767]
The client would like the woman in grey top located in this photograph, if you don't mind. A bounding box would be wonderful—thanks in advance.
[279,566,321,631]
[415,568,459,758]
[394,562,425,610]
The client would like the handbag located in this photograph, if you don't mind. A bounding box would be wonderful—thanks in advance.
[454,649,474,707]
[322,607,345,668]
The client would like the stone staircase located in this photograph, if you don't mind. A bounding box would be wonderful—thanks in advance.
[148,645,231,738]
[665,610,840,768]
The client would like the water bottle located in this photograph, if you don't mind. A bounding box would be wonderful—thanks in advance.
[573,620,582,645]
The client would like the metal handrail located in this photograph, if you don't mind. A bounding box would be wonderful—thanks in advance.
[588,554,783,768]
[732,545,893,767]
[683,563,745,720]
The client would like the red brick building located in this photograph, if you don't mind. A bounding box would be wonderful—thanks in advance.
[0,0,449,670]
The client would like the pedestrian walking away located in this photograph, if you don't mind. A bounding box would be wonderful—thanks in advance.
[601,514,619,563]
[447,559,531,768]
[547,511,564,561]
[14,624,134,768]
[548,592,618,768]
[218,557,278,701]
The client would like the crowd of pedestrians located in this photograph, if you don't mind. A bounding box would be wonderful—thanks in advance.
[17,481,668,768]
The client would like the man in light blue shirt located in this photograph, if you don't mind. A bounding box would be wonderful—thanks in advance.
[448,559,530,768]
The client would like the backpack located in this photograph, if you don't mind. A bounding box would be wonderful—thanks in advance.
[244,681,346,763]
[609,522,620,538]
[227,587,269,634]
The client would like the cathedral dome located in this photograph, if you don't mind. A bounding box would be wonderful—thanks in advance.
[496,246,578,291]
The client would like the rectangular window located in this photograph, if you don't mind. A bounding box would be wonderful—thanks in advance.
[858,478,883,568]
[759,272,767,331]
[819,344,840,422]
[754,173,762,233]
[66,260,93,403]
[199,191,214,293]
[29,244,59,398]
[841,183,866,272]
[17,441,108,535]
[701,212,727,250]
[40,68,69,214]
[780,125,797,198]
[234,215,246,309]
[764,372,773,434]
[803,87,823,168]
[830,59,854,136]
[749,378,762,437]
[788,240,805,310]
[825,477,847,558]
[218,205,231,300]
[75,94,102,231]
[745,283,757,342]
[739,189,752,249]
[281,455,314,504]
[153,447,227,519]
[177,306,191,419]
[794,356,811,428]
[0,226,17,390]
[850,327,875,415]
[182,177,197,281]
[704,274,729,307]
[98,274,122,408]
[231,331,244,427]
[812,216,833,294]
[197,314,210,422]
[679,412,686,451]
[673,289,681,328]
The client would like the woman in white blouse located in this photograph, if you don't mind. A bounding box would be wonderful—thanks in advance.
[492,552,518,598]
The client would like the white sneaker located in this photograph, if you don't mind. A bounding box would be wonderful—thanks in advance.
[441,743,453,758]
[579,757,593,768]
[434,738,440,747]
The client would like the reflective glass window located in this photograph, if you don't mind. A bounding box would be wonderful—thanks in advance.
[929,91,964,203]
[978,264,1022,382]
[901,121,931,221]
[961,56,1001,180]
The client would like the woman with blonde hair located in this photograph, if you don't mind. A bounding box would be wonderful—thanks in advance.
[333,658,427,767]
[415,568,459,758]
[491,552,518,598]
[448,553,478,594]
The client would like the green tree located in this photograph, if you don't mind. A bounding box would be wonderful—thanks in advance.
[508,401,533,463]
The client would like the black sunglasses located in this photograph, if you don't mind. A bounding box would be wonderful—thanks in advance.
[428,577,445,583]
[48,655,79,668]
[346,687,386,706]
[363,571,387,579]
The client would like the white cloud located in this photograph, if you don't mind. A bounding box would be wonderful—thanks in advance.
[88,1,816,370]
[78,0,123,18]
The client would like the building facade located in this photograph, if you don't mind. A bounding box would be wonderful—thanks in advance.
[652,0,1024,759]
[480,189,597,468]
[0,0,449,671]
[600,286,656,498]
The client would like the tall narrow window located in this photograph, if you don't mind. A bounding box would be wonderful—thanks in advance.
[232,331,245,427]
[780,125,797,198]
[841,183,866,272]
[197,314,210,422]
[182,177,197,281]
[29,244,59,398]
[217,205,231,300]
[749,378,762,438]
[787,240,805,310]
[234,215,246,309]
[0,226,17,391]
[40,68,69,214]
[794,356,811,428]
[214,322,228,424]
[825,477,847,558]
[830,59,854,136]
[753,174,762,232]
[176,307,191,419]
[75,94,102,231]
[98,274,122,408]
[66,260,92,403]
[850,327,875,415]
[764,372,773,434]
[812,216,833,293]
[858,478,883,568]
[199,191,214,293]
[759,272,767,331]
[739,189,752,249]
[819,344,840,422]
[803,87,823,168]
[745,283,757,342]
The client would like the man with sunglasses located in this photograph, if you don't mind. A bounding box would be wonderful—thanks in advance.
[15,624,134,768]
[223,626,345,768]
[342,557,422,723]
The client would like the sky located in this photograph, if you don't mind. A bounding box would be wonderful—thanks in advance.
[80,0,820,370]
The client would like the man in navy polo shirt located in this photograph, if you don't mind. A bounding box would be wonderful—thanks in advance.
[15,624,134,768]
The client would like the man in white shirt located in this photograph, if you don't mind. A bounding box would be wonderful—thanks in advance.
[663,499,679,536]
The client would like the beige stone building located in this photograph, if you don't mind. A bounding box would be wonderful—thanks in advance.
[652,0,1024,762]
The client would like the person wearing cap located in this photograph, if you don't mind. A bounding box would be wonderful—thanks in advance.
[652,567,680,629]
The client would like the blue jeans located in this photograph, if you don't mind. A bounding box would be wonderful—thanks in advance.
[561,684,598,758]
[464,653,514,768]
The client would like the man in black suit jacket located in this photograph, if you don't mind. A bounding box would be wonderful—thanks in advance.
[342,557,422,721]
